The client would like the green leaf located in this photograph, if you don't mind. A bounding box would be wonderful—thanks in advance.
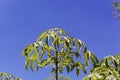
[46,35,49,45]
[22,28,92,78]
[50,68,56,73]
[66,65,70,73]
[105,58,109,68]
[70,64,75,72]
[30,60,34,71]
[115,54,120,59]
[61,65,65,71]
[83,50,89,66]
[65,40,69,48]
[89,52,99,67]
[45,58,52,66]
[37,63,44,68]
[0,72,21,80]
[63,58,70,65]
[37,32,47,41]
[22,44,34,57]
[43,45,51,57]
[25,57,30,70]
[73,52,80,58]
[76,68,80,76]
[75,61,86,74]
[31,53,39,64]
[76,39,81,52]
[59,29,64,34]
[71,37,75,47]
[113,60,118,68]
[22,48,27,57]
[40,51,46,60]
[79,62,86,74]
[31,53,37,59]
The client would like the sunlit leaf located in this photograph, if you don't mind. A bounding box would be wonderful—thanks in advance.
[89,52,99,67]
[0,72,21,80]
[46,35,49,45]
[76,39,81,52]
[30,60,34,71]
[22,44,34,57]
[83,54,120,80]
[25,57,30,70]
[83,50,89,66]
[22,28,92,78]
[37,31,47,42]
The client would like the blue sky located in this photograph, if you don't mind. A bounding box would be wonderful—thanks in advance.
[0,0,120,80]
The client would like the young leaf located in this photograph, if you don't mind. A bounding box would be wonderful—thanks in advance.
[79,62,86,74]
[105,58,109,68]
[76,39,81,52]
[83,50,89,66]
[37,32,47,41]
[46,35,49,45]
[25,57,30,70]
[61,64,65,71]
[89,52,99,67]
[30,60,34,71]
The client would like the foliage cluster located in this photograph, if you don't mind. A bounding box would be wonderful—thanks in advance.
[0,26,120,80]
[0,72,20,80]
[112,0,120,18]
[22,28,98,80]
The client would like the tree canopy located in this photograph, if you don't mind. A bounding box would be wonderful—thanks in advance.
[83,54,120,80]
[0,72,21,80]
[22,28,98,80]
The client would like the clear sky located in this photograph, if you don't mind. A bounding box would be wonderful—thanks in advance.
[0,0,120,80]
